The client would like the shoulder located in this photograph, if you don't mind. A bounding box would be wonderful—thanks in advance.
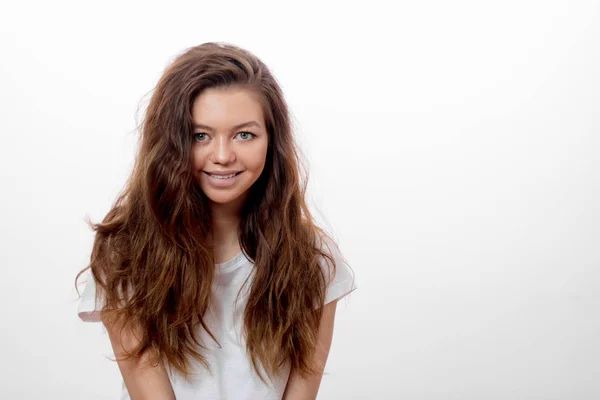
[315,231,358,306]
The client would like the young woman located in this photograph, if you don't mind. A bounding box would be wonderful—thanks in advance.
[75,42,357,400]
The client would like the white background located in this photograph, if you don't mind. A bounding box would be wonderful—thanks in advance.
[0,0,598,399]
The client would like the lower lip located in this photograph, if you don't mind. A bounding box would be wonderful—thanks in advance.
[204,171,242,187]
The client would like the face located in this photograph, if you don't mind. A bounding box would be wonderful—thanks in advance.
[191,86,269,208]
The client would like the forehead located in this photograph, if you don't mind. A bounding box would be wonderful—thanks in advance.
[191,86,265,128]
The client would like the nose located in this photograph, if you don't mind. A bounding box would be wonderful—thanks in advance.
[211,135,236,164]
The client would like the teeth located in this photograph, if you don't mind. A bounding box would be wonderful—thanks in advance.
[209,173,236,179]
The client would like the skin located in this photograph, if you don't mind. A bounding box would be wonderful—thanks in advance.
[107,86,337,399]
[190,85,269,262]
[282,300,338,400]
[104,314,176,400]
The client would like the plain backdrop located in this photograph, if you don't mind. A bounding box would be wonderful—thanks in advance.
[0,0,598,399]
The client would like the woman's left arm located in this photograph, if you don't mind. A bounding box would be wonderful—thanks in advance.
[282,300,338,400]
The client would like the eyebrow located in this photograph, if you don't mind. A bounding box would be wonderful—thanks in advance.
[193,121,262,131]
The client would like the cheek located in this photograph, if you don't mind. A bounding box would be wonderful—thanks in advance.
[246,142,269,171]
[192,148,207,169]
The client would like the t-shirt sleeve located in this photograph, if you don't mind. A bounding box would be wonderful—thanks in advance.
[319,235,358,306]
[77,270,106,323]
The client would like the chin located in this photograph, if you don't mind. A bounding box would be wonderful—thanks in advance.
[206,195,240,205]
[201,188,250,206]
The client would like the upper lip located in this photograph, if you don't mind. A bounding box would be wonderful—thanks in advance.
[205,170,242,175]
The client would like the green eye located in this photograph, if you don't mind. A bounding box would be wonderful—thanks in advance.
[193,132,255,142]
[237,131,256,140]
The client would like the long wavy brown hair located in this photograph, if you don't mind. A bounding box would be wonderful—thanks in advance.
[74,42,344,383]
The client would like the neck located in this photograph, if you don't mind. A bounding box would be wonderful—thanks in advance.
[208,197,245,249]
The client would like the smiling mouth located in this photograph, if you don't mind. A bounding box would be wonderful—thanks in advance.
[204,171,243,179]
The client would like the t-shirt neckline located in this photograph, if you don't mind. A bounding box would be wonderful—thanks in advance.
[215,250,249,273]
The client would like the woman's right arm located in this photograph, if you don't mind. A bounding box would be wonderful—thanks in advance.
[103,314,176,400]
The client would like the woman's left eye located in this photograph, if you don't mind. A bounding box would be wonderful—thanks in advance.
[237,131,256,140]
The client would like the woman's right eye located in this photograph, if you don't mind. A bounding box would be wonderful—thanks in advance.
[193,133,207,141]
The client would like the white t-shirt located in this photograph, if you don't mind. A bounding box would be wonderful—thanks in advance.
[77,237,357,400]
